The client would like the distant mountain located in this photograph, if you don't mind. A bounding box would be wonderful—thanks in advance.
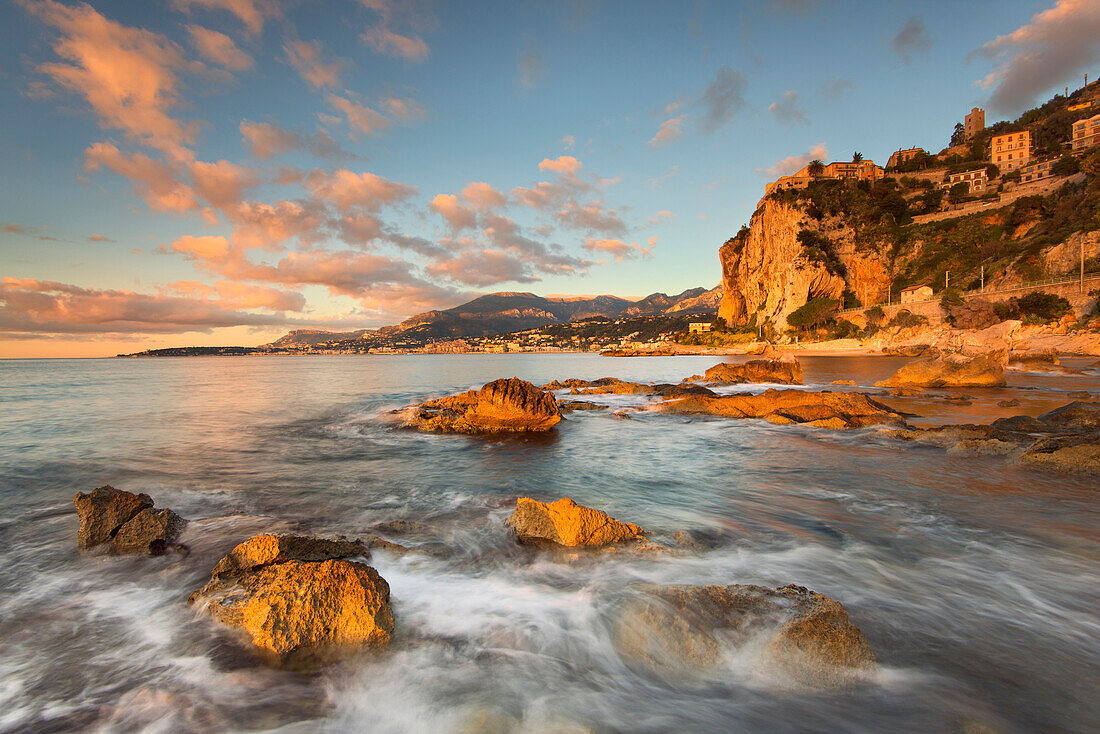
[265,288,719,348]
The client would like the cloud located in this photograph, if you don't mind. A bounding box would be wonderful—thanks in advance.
[429,193,477,232]
[26,0,196,154]
[357,0,434,62]
[171,0,279,35]
[758,143,829,178]
[87,234,113,242]
[84,143,198,213]
[461,182,507,211]
[380,95,426,122]
[185,24,253,71]
[647,210,672,224]
[0,276,299,335]
[3,223,26,234]
[538,155,582,176]
[892,17,931,63]
[168,279,305,311]
[767,90,808,125]
[304,169,416,212]
[973,0,1100,112]
[427,250,540,286]
[327,94,392,137]
[361,27,429,62]
[518,38,546,88]
[699,65,747,133]
[561,135,575,150]
[189,159,258,210]
[285,40,342,89]
[239,120,347,160]
[554,200,627,235]
[582,237,654,262]
[647,115,687,147]
[820,78,853,100]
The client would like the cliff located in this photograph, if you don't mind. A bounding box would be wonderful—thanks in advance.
[718,200,847,331]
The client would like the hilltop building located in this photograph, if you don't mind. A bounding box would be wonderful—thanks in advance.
[964,107,985,139]
[991,131,1031,171]
[948,168,988,195]
[1020,159,1054,184]
[765,159,885,195]
[887,147,925,169]
[1072,113,1100,152]
[900,285,933,303]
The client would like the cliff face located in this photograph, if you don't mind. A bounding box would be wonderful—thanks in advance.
[718,200,847,331]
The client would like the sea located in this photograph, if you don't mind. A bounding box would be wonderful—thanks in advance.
[0,354,1097,733]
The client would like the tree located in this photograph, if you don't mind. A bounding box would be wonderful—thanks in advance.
[786,298,840,330]
[950,122,966,148]
[949,181,970,204]
[921,187,944,212]
[985,163,1000,179]
[1084,150,1100,178]
[852,151,864,163]
[1051,154,1080,176]
[808,160,825,179]
[1014,291,1073,323]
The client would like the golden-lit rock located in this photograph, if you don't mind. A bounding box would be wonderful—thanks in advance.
[701,358,803,385]
[73,485,186,554]
[874,351,1006,388]
[654,388,905,429]
[404,377,561,433]
[111,508,187,555]
[613,584,875,687]
[190,534,391,659]
[506,497,645,547]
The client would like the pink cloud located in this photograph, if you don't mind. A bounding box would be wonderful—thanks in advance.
[757,143,829,178]
[285,39,342,89]
[426,250,539,287]
[189,159,258,210]
[380,95,426,122]
[240,120,346,160]
[170,234,232,263]
[185,24,253,71]
[360,26,429,62]
[168,279,305,311]
[429,193,477,232]
[304,169,416,212]
[326,94,391,137]
[461,182,507,211]
[555,200,627,235]
[87,234,113,242]
[172,0,279,35]
[84,143,198,213]
[28,0,195,153]
[538,155,582,176]
[647,115,687,147]
[582,237,652,262]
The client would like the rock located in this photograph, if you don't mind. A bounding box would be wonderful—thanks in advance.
[189,534,392,660]
[505,497,645,548]
[111,508,187,555]
[888,424,995,447]
[891,388,924,397]
[613,584,875,687]
[563,380,716,399]
[1067,391,1093,399]
[369,519,432,536]
[612,411,632,420]
[874,351,1006,388]
[831,380,857,386]
[600,347,676,357]
[702,358,803,385]
[1018,436,1100,473]
[542,378,620,390]
[74,485,153,548]
[990,415,1047,434]
[1037,401,1100,430]
[997,399,1021,408]
[1009,348,1060,366]
[403,378,561,433]
[556,400,608,412]
[654,389,906,429]
[884,344,938,358]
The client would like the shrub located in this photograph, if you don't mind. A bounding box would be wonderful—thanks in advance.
[787,298,841,330]
[1051,155,1080,177]
[949,182,970,204]
[939,287,965,322]
[864,305,886,327]
[888,309,928,329]
[985,163,1000,180]
[829,319,860,339]
[1014,291,1073,323]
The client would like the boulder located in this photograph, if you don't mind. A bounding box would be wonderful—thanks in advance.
[74,485,153,548]
[73,485,187,554]
[997,399,1021,408]
[654,389,906,429]
[613,584,875,687]
[1018,436,1100,473]
[111,508,188,555]
[874,351,1006,388]
[557,400,608,412]
[1037,401,1100,430]
[403,378,561,433]
[831,380,857,386]
[505,497,645,548]
[701,358,803,385]
[189,534,392,659]
[1009,348,1060,366]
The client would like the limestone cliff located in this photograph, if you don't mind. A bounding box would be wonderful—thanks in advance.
[718,200,847,331]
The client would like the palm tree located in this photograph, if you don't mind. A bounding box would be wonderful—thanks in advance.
[807,160,825,180]
[852,151,864,163]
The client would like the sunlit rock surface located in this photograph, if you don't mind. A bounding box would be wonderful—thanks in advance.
[506,497,645,548]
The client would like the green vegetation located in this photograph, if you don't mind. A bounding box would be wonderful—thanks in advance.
[797,229,846,276]
[1013,291,1073,324]
[887,310,928,329]
[1051,155,1080,176]
[786,297,840,330]
[676,330,755,347]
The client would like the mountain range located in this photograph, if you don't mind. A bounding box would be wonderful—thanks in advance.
[267,286,721,349]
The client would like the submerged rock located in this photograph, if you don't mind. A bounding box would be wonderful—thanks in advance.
[1018,435,1100,473]
[874,351,1006,388]
[701,358,803,385]
[654,389,906,429]
[189,533,392,660]
[506,497,645,548]
[613,584,875,687]
[73,485,187,554]
[402,378,561,433]
[556,400,608,412]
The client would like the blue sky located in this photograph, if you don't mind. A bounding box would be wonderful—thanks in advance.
[1,0,1096,356]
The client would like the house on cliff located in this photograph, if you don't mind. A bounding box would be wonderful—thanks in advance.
[765,159,885,196]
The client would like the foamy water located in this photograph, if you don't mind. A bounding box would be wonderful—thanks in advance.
[1,354,1098,733]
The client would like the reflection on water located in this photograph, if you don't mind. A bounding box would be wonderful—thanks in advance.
[0,354,1098,733]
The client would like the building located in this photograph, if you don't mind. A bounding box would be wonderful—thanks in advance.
[964,107,985,139]
[764,159,885,195]
[887,147,925,169]
[1072,113,1100,152]
[1019,158,1054,184]
[991,131,1031,171]
[1068,100,1093,112]
[900,285,933,303]
[947,168,988,195]
[688,322,712,334]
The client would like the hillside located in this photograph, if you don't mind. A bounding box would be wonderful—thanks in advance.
[719,85,1100,335]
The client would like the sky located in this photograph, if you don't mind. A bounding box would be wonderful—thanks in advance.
[2,0,1099,357]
